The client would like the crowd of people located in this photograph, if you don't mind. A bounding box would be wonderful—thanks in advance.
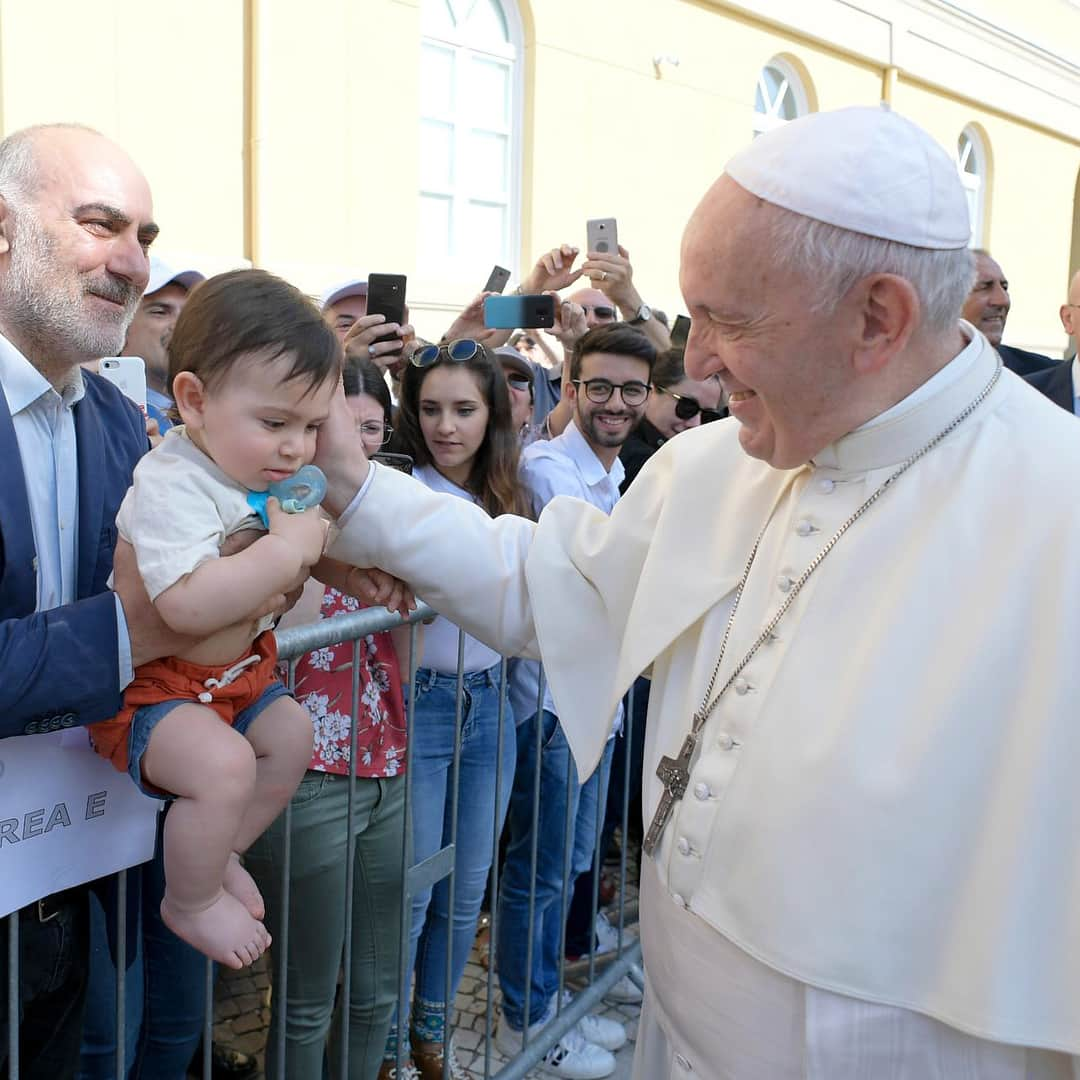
[2,106,1079,1080]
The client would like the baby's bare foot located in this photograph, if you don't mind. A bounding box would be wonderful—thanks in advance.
[223,853,265,919]
[160,891,271,969]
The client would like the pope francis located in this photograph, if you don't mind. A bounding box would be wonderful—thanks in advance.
[316,107,1080,1078]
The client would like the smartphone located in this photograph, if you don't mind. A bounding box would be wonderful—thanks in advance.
[586,217,618,255]
[484,294,556,330]
[671,315,691,349]
[99,357,147,413]
[371,451,413,475]
[483,265,511,294]
[366,273,407,339]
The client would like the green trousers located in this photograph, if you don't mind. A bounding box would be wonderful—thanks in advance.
[247,770,407,1080]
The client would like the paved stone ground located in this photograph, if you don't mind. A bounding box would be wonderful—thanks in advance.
[205,846,642,1079]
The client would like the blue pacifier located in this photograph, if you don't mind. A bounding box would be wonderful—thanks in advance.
[246,464,328,528]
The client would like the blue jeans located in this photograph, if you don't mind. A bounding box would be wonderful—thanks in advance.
[78,810,206,1080]
[497,710,614,1031]
[404,665,514,1034]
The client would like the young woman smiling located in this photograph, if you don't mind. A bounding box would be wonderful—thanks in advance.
[382,340,530,1079]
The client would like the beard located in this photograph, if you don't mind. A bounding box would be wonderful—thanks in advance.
[577,403,639,448]
[0,212,141,363]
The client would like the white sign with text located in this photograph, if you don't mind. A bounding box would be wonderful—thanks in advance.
[0,728,159,916]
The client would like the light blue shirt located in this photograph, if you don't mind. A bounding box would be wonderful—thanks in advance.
[511,420,624,733]
[0,334,133,687]
[1072,357,1079,417]
[146,386,174,434]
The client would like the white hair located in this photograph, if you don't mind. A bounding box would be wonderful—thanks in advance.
[766,205,975,334]
[0,123,103,207]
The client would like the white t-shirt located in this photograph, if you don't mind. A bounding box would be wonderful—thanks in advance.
[412,464,501,675]
[115,426,268,625]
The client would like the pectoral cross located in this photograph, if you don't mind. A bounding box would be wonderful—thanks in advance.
[643,732,698,856]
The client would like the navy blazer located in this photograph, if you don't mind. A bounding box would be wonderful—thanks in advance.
[997,344,1060,378]
[1024,361,1075,415]
[0,371,147,738]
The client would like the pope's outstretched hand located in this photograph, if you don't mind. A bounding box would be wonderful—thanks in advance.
[316,382,371,518]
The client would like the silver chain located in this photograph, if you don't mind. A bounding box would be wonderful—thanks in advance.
[690,359,1002,736]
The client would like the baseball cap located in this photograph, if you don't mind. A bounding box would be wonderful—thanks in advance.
[320,278,369,310]
[146,256,205,296]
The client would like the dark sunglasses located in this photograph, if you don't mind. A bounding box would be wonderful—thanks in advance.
[657,384,703,420]
[505,373,532,391]
[412,338,483,368]
[580,304,616,320]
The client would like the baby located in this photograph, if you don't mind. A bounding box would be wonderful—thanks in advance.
[92,269,339,968]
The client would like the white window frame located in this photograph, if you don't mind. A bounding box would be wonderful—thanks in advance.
[418,0,524,278]
[956,126,987,248]
[753,57,810,136]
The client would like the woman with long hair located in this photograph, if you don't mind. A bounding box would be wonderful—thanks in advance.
[382,340,528,1079]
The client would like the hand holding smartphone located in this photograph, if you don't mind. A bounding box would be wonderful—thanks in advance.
[586,217,618,255]
[483,294,556,330]
[365,274,407,342]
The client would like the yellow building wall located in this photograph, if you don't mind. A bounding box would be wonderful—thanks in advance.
[892,77,1080,355]
[0,0,1076,351]
[0,0,247,272]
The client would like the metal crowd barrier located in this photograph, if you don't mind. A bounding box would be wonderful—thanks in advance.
[4,604,644,1079]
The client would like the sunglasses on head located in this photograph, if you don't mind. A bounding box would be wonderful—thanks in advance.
[411,338,483,368]
[657,384,704,420]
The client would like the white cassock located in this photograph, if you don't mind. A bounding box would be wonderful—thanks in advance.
[330,326,1080,1078]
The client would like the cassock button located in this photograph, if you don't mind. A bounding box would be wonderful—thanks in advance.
[777,575,793,593]
[717,732,735,751]
[796,520,814,536]
[733,676,750,695]
[693,782,710,801]
[818,477,836,494]
[677,837,691,856]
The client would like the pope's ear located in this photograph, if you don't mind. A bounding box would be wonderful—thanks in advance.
[0,196,15,257]
[171,371,207,429]
[852,274,919,375]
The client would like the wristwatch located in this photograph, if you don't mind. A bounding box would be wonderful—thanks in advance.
[628,303,652,325]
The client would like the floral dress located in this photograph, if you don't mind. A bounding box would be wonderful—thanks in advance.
[292,587,407,777]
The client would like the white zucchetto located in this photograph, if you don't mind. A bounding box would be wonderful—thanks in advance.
[725,105,971,250]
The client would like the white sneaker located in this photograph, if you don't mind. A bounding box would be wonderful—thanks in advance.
[558,989,627,1051]
[495,1015,615,1079]
[603,973,644,1005]
[541,1029,616,1079]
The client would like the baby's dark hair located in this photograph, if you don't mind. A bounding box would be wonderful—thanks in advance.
[167,269,342,408]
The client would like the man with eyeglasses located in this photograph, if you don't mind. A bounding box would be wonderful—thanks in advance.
[492,323,656,1077]
[1025,268,1080,414]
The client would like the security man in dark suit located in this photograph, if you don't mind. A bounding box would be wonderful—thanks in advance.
[0,122,179,1079]
[961,249,1060,376]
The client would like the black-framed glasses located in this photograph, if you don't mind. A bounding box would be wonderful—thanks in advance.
[572,378,651,406]
[412,338,483,368]
[657,384,703,421]
[357,420,394,446]
[580,304,616,320]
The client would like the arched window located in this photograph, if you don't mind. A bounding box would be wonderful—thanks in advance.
[753,57,810,136]
[418,0,522,273]
[956,127,988,247]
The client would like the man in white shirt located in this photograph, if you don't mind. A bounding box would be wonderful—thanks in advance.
[498,324,655,1077]
[318,106,1080,1078]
